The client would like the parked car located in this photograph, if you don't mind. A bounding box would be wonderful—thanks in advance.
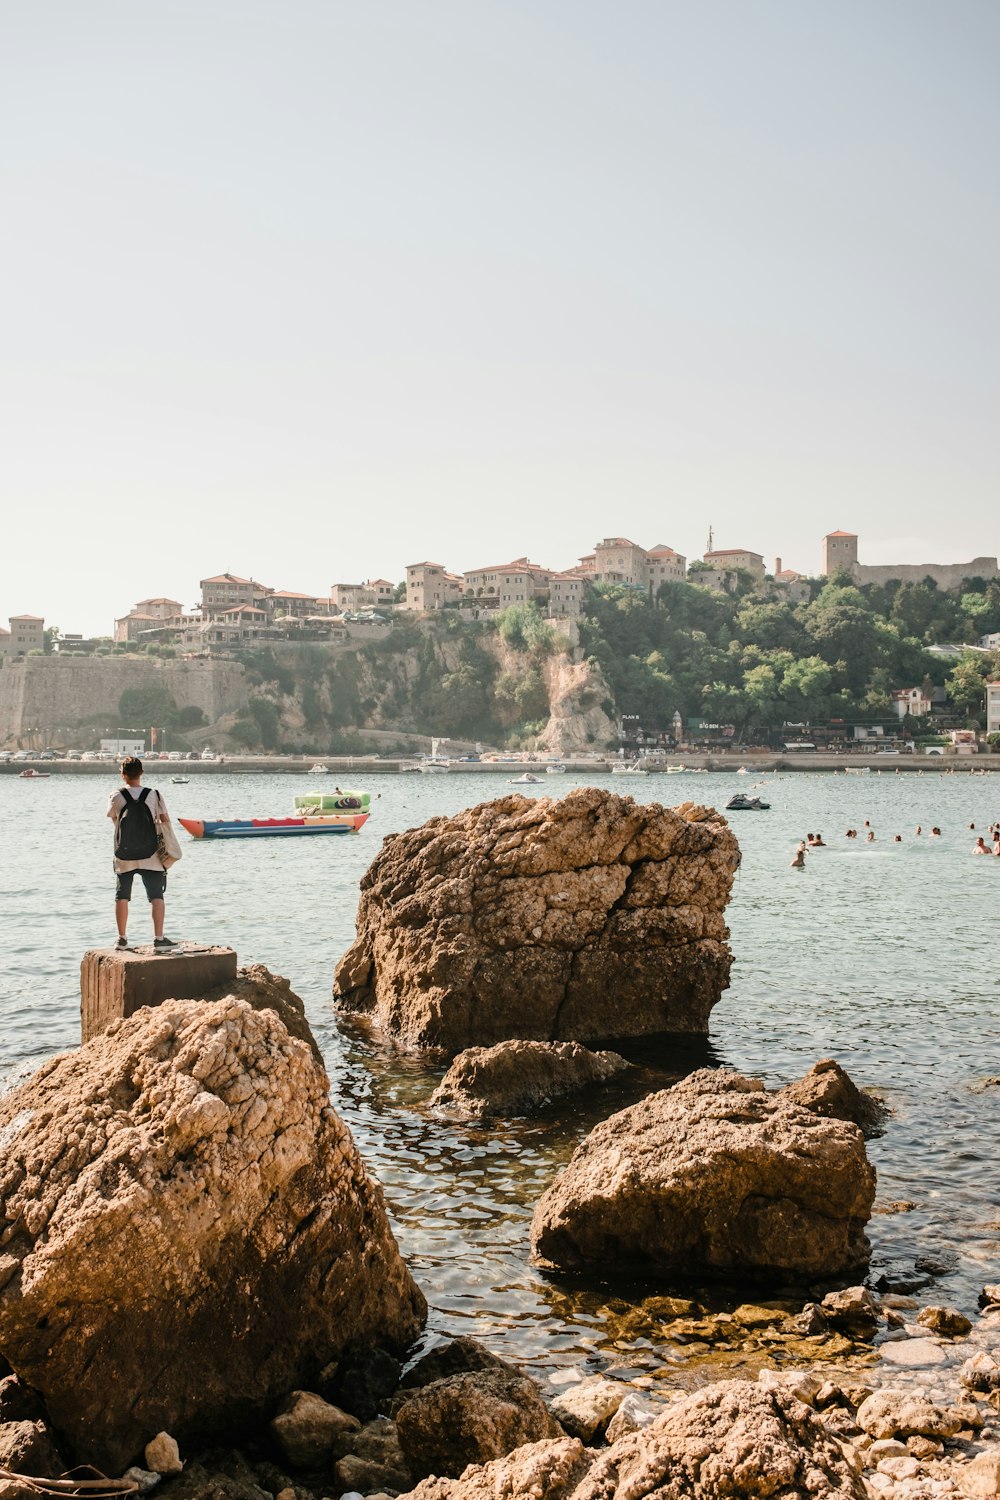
[0,752,11,763]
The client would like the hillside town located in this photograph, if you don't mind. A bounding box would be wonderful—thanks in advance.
[3,529,998,658]
[2,530,1000,750]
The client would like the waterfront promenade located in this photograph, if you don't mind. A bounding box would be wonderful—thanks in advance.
[1,752,995,776]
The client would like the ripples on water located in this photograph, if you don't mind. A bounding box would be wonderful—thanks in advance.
[1,768,998,1381]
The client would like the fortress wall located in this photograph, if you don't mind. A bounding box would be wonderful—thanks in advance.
[0,657,248,746]
[855,557,998,589]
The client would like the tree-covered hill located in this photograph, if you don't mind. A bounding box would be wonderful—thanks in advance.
[580,572,1000,737]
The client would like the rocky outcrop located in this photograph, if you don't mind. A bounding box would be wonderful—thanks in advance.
[530,1068,876,1282]
[395,1368,563,1479]
[335,789,740,1052]
[0,997,425,1471]
[430,1041,630,1121]
[396,1379,867,1499]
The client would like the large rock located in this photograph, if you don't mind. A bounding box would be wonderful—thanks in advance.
[395,1368,563,1479]
[430,1041,630,1121]
[334,789,740,1052]
[530,1068,876,1281]
[0,996,426,1471]
[396,1379,866,1498]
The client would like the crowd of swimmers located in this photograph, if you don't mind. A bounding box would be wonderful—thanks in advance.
[791,819,1000,866]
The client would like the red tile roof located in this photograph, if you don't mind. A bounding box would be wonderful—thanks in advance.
[825,530,857,538]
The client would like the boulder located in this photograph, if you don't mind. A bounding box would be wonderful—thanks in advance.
[856,1390,967,1440]
[0,1419,64,1479]
[604,1392,658,1443]
[820,1286,881,1337]
[780,1059,886,1135]
[430,1041,631,1121]
[960,1352,1000,1393]
[961,1451,1000,1498]
[531,1069,876,1282]
[397,1337,515,1394]
[145,1433,184,1475]
[548,1376,625,1441]
[916,1304,973,1338]
[395,1368,563,1479]
[0,997,426,1471]
[269,1391,360,1469]
[332,1415,413,1494]
[395,1379,867,1499]
[334,789,740,1052]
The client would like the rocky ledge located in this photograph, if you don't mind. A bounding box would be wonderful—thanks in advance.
[334,788,741,1052]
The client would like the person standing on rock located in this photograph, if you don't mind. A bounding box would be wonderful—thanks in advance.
[108,757,176,951]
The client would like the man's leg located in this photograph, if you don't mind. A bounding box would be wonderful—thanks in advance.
[115,870,133,941]
[151,898,165,940]
[141,871,168,941]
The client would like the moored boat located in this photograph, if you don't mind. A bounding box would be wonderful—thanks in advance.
[18,768,50,778]
[294,790,371,811]
[546,763,567,774]
[725,794,770,811]
[612,761,647,775]
[179,812,369,840]
[509,772,540,784]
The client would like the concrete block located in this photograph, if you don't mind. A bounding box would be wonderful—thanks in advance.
[80,944,238,1043]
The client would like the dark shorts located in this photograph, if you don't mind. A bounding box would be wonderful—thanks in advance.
[115,868,167,902]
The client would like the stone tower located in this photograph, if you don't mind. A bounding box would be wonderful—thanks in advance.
[822,531,858,577]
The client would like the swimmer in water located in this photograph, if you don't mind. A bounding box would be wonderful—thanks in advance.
[915,825,922,836]
[790,846,806,868]
[866,831,876,842]
[931,827,942,837]
[973,837,989,855]
[893,834,902,842]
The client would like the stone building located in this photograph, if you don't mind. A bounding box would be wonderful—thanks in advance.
[3,616,45,657]
[548,569,591,617]
[703,548,766,581]
[576,539,687,597]
[331,580,396,612]
[199,573,271,615]
[402,562,463,612]
[461,557,552,609]
[268,590,329,618]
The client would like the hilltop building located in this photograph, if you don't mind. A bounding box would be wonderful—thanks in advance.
[402,563,463,612]
[576,539,686,596]
[331,581,395,613]
[821,532,998,589]
[0,616,45,658]
[461,557,553,608]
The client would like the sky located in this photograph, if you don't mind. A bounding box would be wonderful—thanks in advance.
[2,0,998,635]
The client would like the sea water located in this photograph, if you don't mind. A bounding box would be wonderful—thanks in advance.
[1,768,998,1381]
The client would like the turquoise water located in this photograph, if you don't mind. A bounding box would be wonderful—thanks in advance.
[1,768,998,1380]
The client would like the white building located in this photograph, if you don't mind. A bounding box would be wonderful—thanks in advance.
[987,682,1000,735]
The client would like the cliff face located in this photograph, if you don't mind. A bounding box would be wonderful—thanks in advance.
[0,620,618,754]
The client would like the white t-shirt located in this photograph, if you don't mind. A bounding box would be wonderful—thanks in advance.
[108,785,170,873]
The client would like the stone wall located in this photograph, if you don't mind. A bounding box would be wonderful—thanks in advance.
[854,556,998,589]
[0,656,248,746]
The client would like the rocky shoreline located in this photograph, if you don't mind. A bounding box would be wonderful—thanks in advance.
[1,792,997,1500]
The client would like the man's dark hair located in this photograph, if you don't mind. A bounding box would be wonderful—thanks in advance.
[120,756,143,779]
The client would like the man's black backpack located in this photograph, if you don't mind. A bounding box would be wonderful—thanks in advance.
[115,788,159,861]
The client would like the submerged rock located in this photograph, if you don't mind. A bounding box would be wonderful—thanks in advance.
[0,996,425,1471]
[430,1040,630,1121]
[396,1379,866,1499]
[334,788,740,1052]
[530,1068,876,1282]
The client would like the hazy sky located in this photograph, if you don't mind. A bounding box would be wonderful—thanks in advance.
[2,0,998,635]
